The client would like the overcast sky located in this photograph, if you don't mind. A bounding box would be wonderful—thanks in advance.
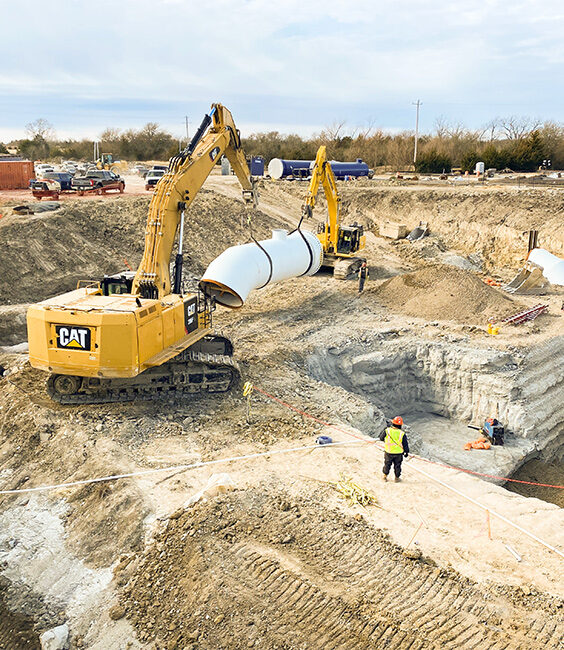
[1,0,563,141]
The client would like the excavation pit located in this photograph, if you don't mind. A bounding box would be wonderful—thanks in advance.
[307,335,564,484]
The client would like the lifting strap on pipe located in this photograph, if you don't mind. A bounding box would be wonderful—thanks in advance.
[252,236,274,289]
[289,214,314,276]
[246,215,274,290]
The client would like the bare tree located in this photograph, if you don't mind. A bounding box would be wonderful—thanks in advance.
[499,116,542,140]
[434,116,449,139]
[25,118,55,140]
[319,121,347,142]
[99,128,121,142]
[433,117,468,139]
[480,118,499,142]
[357,118,378,139]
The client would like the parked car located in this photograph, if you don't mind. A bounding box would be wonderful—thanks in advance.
[30,178,61,200]
[62,160,78,174]
[145,169,165,191]
[142,164,167,179]
[71,170,125,195]
[133,164,150,176]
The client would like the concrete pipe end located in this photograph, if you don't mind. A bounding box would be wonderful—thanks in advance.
[199,279,244,309]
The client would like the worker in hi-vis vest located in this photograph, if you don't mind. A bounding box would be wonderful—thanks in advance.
[379,416,409,482]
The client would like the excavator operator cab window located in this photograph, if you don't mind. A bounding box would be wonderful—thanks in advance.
[101,272,135,296]
[337,230,352,254]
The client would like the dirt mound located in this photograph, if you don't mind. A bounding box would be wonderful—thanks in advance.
[370,264,523,323]
[115,489,563,649]
[0,191,284,306]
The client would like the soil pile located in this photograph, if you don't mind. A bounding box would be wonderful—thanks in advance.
[115,489,563,649]
[0,191,284,306]
[370,264,522,323]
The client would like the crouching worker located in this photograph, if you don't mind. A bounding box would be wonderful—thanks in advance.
[379,416,409,482]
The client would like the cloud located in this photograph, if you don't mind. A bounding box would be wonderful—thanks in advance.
[1,0,563,139]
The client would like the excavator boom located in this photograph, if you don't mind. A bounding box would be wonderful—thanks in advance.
[133,104,257,298]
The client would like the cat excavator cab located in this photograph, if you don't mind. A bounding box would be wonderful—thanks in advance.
[27,103,258,404]
[302,146,366,279]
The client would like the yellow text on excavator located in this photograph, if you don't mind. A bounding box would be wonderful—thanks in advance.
[302,145,365,279]
[27,103,257,404]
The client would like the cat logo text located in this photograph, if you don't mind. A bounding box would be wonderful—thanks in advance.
[55,326,92,351]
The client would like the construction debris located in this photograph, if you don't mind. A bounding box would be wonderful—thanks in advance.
[464,437,492,450]
[333,474,379,508]
[380,221,408,239]
[502,303,548,325]
[406,221,429,241]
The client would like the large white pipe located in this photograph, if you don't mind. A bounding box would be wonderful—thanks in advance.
[199,229,323,308]
[528,248,564,286]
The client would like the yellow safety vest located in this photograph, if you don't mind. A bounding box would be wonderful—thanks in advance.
[385,427,404,454]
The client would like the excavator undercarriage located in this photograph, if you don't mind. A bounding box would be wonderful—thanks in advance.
[46,335,239,404]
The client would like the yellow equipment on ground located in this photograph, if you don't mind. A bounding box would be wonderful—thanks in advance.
[27,103,257,404]
[96,153,128,174]
[302,146,366,279]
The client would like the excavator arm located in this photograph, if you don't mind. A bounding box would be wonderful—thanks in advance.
[302,145,341,254]
[133,103,257,298]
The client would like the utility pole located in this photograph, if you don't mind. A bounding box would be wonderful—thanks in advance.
[185,116,190,141]
[412,100,422,166]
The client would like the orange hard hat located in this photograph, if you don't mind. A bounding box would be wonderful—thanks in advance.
[392,416,403,426]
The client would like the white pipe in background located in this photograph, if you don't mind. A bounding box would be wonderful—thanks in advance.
[199,229,323,308]
[528,248,564,286]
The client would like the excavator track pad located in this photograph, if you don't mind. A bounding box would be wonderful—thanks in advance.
[333,257,364,280]
[46,335,240,404]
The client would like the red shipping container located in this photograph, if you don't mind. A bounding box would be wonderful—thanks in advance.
[0,161,35,189]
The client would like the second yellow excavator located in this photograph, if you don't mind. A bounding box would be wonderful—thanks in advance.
[27,103,257,404]
[302,145,366,279]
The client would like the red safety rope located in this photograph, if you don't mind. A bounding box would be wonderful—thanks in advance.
[251,385,564,490]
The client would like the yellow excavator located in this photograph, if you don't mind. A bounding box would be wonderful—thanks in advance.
[302,145,366,279]
[27,103,257,404]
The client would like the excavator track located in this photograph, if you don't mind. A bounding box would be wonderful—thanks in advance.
[332,256,364,280]
[46,335,240,405]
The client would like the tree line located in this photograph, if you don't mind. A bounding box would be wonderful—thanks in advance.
[4,116,564,172]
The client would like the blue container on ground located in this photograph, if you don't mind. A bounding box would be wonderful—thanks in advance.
[250,156,265,176]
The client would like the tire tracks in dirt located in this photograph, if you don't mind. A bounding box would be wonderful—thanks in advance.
[119,491,563,649]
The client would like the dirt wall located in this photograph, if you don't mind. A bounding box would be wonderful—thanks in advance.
[338,185,564,271]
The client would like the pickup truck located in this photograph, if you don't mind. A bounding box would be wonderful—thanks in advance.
[31,171,74,191]
[71,170,125,195]
[145,169,165,191]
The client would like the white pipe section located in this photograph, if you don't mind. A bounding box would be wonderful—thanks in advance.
[199,229,323,308]
[528,248,564,286]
